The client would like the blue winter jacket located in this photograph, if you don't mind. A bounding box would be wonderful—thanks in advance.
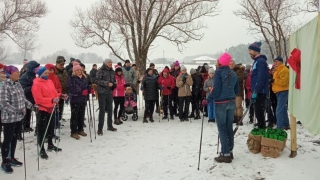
[250,55,269,94]
[67,75,91,103]
[207,66,239,103]
[19,61,40,104]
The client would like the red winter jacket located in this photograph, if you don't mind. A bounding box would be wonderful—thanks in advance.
[113,74,126,97]
[45,64,62,93]
[245,73,252,100]
[32,78,61,113]
[158,68,175,95]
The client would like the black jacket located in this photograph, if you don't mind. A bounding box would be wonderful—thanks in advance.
[142,74,160,100]
[89,68,98,83]
[19,61,40,104]
[191,73,203,94]
[95,63,116,95]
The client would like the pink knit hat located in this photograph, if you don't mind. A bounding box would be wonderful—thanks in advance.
[73,64,82,72]
[218,53,232,66]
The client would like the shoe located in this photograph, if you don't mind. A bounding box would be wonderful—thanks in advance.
[184,118,189,121]
[47,145,62,152]
[78,131,87,137]
[23,127,33,133]
[237,121,243,126]
[107,127,117,131]
[208,119,213,123]
[188,114,195,118]
[143,118,148,123]
[119,120,123,124]
[17,134,23,141]
[214,154,232,163]
[170,116,174,120]
[114,118,121,125]
[149,118,154,123]
[230,153,234,160]
[180,119,184,122]
[267,122,274,128]
[8,158,23,167]
[175,113,179,117]
[212,119,215,123]
[71,133,80,140]
[83,123,87,128]
[97,129,103,136]
[40,150,49,159]
[1,162,13,173]
[52,135,60,140]
[162,115,168,120]
[297,121,302,125]
[194,115,201,120]
[283,126,290,131]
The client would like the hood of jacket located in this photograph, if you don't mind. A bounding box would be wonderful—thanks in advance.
[45,64,56,74]
[146,74,157,80]
[26,61,40,73]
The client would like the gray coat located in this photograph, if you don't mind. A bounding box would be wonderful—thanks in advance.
[122,66,137,85]
[95,63,116,95]
[203,77,214,99]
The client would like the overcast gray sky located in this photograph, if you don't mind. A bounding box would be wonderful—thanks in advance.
[7,0,317,61]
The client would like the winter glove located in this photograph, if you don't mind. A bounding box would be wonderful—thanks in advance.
[251,92,257,104]
[82,89,89,96]
[202,99,208,106]
[31,105,39,113]
[60,94,68,100]
[52,97,60,104]
[17,109,26,116]
[137,80,140,84]
[167,86,171,90]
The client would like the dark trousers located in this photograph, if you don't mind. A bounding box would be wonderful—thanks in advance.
[114,97,125,119]
[179,96,191,120]
[98,93,113,130]
[58,99,65,120]
[254,94,267,129]
[267,93,277,124]
[70,102,86,134]
[191,92,201,116]
[162,94,173,116]
[144,100,156,119]
[245,98,254,121]
[22,109,31,129]
[172,88,179,114]
[38,110,54,151]
[1,121,21,162]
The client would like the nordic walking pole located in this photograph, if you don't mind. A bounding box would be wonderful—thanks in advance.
[217,135,220,154]
[54,109,57,143]
[56,106,61,154]
[38,104,56,171]
[22,120,27,179]
[86,103,92,142]
[233,101,252,134]
[197,106,205,170]
[91,95,97,139]
[168,95,170,122]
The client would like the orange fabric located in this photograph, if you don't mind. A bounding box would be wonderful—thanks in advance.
[45,64,62,93]
[32,78,61,113]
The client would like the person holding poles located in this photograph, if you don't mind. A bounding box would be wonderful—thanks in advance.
[158,68,175,120]
[0,65,36,173]
[32,66,63,159]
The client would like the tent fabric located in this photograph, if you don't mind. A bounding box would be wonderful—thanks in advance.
[288,15,320,135]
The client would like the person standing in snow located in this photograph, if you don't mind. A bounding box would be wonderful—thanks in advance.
[122,60,137,88]
[141,68,162,123]
[19,60,40,133]
[176,65,193,122]
[203,68,216,123]
[32,66,63,159]
[67,64,92,139]
[271,56,289,130]
[0,66,36,173]
[55,56,69,122]
[113,66,126,125]
[248,42,269,129]
[90,64,98,98]
[96,59,117,135]
[149,63,160,113]
[19,59,28,76]
[170,61,181,116]
[207,53,239,163]
[244,64,254,124]
[158,68,175,120]
[189,68,203,120]
[65,57,76,75]
[0,63,5,147]
[132,64,141,96]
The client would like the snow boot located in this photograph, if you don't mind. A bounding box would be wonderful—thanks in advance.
[107,126,117,131]
[194,115,201,120]
[78,131,87,137]
[8,158,23,167]
[1,162,13,173]
[40,150,48,159]
[214,154,232,163]
[47,145,62,152]
[149,118,154,123]
[83,123,87,128]
[230,153,234,160]
[188,114,195,118]
[162,115,168,120]
[97,129,103,136]
[170,116,174,120]
[114,118,121,125]
[71,133,80,140]
[180,119,184,122]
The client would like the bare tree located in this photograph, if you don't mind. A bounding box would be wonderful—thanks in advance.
[18,32,38,59]
[0,44,9,62]
[235,0,299,62]
[302,0,319,12]
[70,0,219,74]
[0,0,47,49]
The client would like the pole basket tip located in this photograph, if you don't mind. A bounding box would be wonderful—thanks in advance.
[289,151,297,158]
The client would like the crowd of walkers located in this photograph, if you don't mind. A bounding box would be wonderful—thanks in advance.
[0,41,290,173]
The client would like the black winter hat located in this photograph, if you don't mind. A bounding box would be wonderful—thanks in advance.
[149,63,155,67]
[125,59,130,64]
[274,56,283,62]
[115,67,122,73]
[117,62,122,67]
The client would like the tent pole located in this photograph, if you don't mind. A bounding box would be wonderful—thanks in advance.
[289,113,297,158]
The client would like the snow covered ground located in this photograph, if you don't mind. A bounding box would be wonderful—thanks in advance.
[1,96,320,180]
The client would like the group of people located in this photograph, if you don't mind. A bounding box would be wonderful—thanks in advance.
[0,41,290,173]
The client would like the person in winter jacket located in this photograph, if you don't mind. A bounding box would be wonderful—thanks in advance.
[32,66,63,159]
[271,56,289,130]
[244,67,254,124]
[141,68,161,123]
[248,41,269,129]
[132,64,141,96]
[203,68,215,123]
[113,66,126,125]
[96,59,117,135]
[90,64,98,98]
[80,63,92,86]
[189,68,203,119]
[176,65,193,122]
[67,59,81,77]
[267,65,277,127]
[230,61,245,125]
[0,63,6,147]
[55,56,68,121]
[149,63,160,113]
[0,65,36,173]
[67,64,92,139]
[158,68,175,120]
[45,64,62,93]
[20,59,28,77]
[170,60,180,116]
[122,60,137,87]
[207,53,239,163]
[201,65,209,116]
[19,60,40,133]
